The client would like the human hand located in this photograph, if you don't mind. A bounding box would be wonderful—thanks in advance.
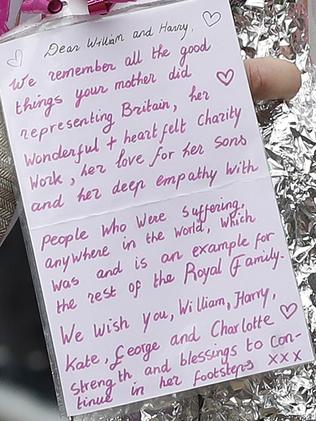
[245,57,301,101]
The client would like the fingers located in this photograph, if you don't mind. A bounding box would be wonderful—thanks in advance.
[245,57,301,101]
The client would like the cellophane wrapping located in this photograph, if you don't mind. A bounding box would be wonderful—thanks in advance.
[1,0,316,419]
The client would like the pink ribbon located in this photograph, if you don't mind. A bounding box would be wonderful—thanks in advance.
[0,0,134,36]
[0,0,9,35]
[21,0,134,15]
[21,0,51,13]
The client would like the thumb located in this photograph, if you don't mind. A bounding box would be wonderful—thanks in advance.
[245,57,301,101]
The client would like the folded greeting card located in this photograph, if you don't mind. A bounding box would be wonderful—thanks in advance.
[0,0,314,417]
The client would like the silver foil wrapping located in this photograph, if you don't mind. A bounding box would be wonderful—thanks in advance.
[74,0,316,420]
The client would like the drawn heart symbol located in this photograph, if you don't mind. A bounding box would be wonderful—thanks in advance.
[7,49,23,68]
[216,69,235,86]
[280,303,298,320]
[202,11,222,28]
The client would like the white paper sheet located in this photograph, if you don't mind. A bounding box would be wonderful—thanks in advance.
[0,0,314,416]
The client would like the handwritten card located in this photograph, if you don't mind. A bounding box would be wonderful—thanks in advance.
[0,0,314,416]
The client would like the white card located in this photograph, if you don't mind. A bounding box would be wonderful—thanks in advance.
[0,0,314,416]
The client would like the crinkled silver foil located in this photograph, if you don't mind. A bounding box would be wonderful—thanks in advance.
[73,0,316,420]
